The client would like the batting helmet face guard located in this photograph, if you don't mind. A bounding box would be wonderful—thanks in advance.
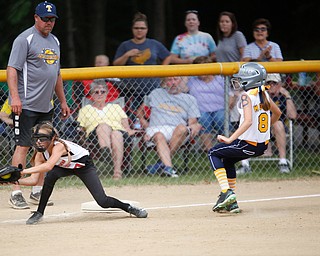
[231,62,267,91]
[31,133,53,152]
[31,122,56,152]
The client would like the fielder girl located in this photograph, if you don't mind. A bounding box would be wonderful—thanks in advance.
[208,63,281,213]
[18,122,147,224]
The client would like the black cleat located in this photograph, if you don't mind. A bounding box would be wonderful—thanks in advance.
[26,211,43,225]
[128,205,148,218]
[212,189,236,212]
[226,201,241,213]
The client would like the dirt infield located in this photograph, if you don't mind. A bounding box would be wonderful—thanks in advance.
[0,178,319,256]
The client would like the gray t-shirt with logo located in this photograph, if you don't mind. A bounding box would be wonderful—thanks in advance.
[145,88,200,127]
[8,26,60,113]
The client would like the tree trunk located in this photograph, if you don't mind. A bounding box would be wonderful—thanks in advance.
[90,0,107,61]
[153,0,166,43]
[65,0,76,67]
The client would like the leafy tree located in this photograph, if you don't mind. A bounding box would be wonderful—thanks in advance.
[0,0,33,68]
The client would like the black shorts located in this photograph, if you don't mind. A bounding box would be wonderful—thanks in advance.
[13,109,54,147]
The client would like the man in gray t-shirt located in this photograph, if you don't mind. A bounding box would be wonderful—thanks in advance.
[6,1,70,210]
[136,77,202,177]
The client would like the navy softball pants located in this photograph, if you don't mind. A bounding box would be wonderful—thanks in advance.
[208,139,268,179]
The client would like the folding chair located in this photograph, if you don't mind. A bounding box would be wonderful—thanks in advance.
[76,95,134,174]
[71,79,121,115]
[137,104,195,175]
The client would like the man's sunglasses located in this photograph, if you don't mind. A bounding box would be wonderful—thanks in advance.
[40,17,56,22]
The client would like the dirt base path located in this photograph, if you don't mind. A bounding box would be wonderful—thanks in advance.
[1,178,319,256]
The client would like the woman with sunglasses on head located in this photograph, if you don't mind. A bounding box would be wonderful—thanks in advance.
[17,121,148,225]
[77,79,139,180]
[242,18,283,62]
[170,10,216,64]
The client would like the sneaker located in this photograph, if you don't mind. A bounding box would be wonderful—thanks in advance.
[9,192,30,209]
[26,211,43,225]
[236,165,251,175]
[29,192,54,206]
[214,201,241,214]
[212,189,236,212]
[146,161,164,175]
[279,162,290,174]
[161,166,179,178]
[145,141,155,148]
[226,201,241,213]
[128,205,148,218]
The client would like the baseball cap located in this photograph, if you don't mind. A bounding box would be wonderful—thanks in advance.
[266,73,281,83]
[35,1,58,18]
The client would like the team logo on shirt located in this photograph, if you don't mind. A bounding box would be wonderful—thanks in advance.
[131,48,151,64]
[38,48,59,65]
[159,102,183,113]
[253,104,264,112]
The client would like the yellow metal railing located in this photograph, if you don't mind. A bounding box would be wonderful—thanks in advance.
[1,60,320,82]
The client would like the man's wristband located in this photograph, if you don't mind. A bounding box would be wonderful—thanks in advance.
[286,97,292,100]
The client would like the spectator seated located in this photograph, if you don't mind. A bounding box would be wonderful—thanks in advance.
[77,79,140,180]
[72,79,121,114]
[136,77,202,177]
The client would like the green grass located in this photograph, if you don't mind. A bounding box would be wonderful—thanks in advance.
[1,145,318,189]
[47,147,319,188]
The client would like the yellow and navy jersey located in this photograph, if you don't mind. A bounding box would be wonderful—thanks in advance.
[238,88,271,143]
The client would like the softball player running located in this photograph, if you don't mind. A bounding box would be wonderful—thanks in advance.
[208,62,281,213]
[17,122,147,224]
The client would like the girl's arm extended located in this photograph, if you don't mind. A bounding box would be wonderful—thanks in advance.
[21,143,66,175]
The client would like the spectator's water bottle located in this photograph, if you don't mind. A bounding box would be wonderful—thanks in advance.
[298,59,307,86]
[133,118,141,129]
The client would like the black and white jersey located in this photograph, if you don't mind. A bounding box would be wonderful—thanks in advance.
[43,139,90,169]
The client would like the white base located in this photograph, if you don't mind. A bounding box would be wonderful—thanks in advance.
[81,200,140,213]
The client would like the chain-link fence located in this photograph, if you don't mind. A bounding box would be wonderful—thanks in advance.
[0,72,319,185]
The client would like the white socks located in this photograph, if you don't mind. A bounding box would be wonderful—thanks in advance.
[11,190,22,196]
[241,159,250,167]
[279,158,287,165]
[32,186,42,194]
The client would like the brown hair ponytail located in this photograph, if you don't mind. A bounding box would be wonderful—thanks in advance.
[261,91,271,111]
